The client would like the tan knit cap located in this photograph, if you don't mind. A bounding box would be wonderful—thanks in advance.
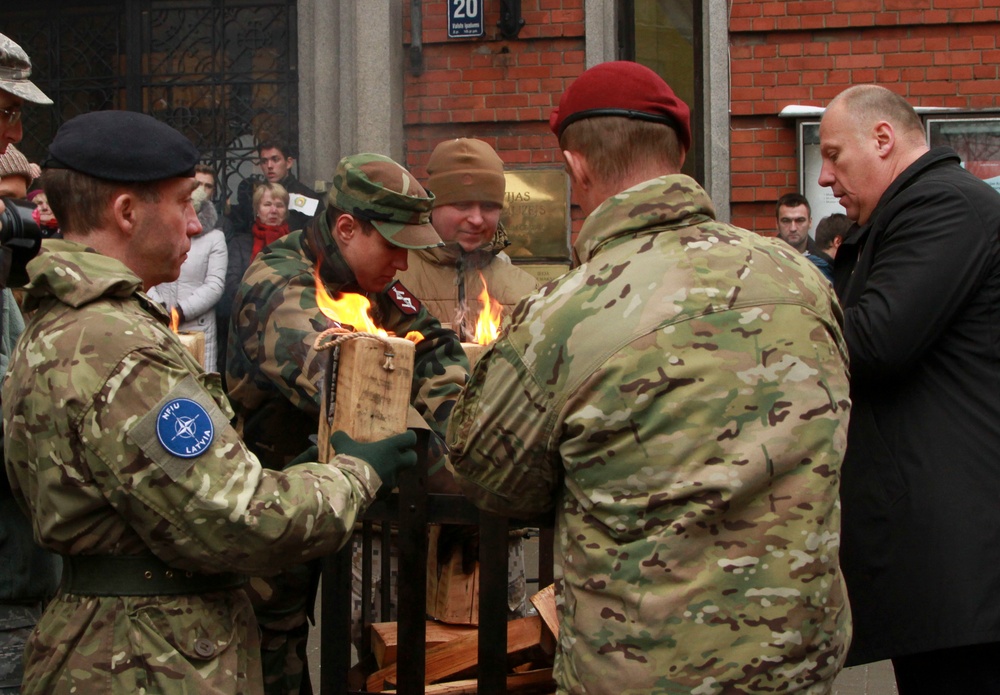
[0,144,33,183]
[426,138,505,208]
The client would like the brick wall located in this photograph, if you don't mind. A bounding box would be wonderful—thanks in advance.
[729,0,1000,234]
[401,0,585,233]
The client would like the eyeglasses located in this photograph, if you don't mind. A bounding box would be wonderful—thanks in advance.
[0,108,23,126]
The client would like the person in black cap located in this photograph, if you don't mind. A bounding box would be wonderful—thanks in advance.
[2,110,419,694]
[446,61,853,693]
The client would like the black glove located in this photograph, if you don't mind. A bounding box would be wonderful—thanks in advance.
[330,430,418,490]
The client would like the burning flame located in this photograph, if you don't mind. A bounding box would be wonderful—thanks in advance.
[313,268,423,342]
[169,307,180,333]
[473,274,503,345]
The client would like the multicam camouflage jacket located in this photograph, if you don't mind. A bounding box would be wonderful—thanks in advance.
[226,210,469,470]
[447,175,853,694]
[2,240,383,695]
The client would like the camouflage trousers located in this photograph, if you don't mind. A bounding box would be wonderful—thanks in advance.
[0,602,44,694]
[246,562,319,695]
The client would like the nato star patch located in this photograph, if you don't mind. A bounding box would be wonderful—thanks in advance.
[156,398,215,458]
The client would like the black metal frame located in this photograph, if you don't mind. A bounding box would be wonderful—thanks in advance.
[320,464,555,695]
[6,0,299,208]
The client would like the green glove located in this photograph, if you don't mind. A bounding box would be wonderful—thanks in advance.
[330,430,418,489]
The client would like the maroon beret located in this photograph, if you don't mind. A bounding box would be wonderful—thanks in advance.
[549,61,692,151]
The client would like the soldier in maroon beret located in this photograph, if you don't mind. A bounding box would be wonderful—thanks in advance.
[447,60,852,694]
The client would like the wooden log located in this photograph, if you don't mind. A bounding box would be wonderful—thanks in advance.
[381,668,555,694]
[318,334,415,461]
[530,584,559,640]
[366,615,544,692]
[370,620,478,668]
[176,330,205,368]
[460,342,488,367]
[426,524,479,626]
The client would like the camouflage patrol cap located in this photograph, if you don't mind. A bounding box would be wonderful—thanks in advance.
[331,153,443,249]
[0,33,52,105]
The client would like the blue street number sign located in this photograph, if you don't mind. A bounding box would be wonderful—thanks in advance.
[448,0,484,38]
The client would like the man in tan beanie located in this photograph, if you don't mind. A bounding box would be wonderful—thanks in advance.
[397,138,537,341]
[397,139,538,623]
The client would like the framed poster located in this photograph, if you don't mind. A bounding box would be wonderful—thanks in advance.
[798,120,847,225]
[927,117,1000,195]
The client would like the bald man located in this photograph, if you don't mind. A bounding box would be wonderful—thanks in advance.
[820,84,1000,693]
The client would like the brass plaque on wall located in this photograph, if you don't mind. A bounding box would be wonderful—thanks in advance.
[501,169,571,262]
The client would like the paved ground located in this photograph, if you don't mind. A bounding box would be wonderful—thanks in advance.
[834,661,898,694]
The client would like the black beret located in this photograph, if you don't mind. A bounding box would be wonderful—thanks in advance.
[45,111,200,182]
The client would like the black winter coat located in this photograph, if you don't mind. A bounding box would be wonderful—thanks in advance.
[834,147,1000,664]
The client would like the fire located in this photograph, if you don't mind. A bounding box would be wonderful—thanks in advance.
[473,274,503,345]
[314,268,424,342]
[169,307,180,333]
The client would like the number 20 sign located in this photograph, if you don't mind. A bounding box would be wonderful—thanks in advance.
[448,0,484,38]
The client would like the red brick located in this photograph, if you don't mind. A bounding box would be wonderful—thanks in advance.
[936,50,982,65]
[972,34,997,49]
[835,0,881,11]
[834,54,884,69]
[958,79,1000,94]
[884,52,936,67]
[876,68,902,81]
[951,65,974,80]
[908,81,958,96]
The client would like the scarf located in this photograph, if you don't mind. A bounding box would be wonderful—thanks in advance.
[252,220,290,259]
[31,206,60,230]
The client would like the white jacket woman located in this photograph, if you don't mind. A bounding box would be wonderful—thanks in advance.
[148,187,228,372]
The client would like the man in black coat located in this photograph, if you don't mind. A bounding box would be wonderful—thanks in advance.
[821,84,1000,693]
[228,139,323,236]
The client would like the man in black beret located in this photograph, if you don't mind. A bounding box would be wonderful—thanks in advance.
[2,109,419,694]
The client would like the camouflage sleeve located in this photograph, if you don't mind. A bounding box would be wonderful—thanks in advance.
[378,297,469,439]
[93,351,378,573]
[446,337,560,519]
[239,269,329,414]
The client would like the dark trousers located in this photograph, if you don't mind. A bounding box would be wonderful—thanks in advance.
[893,641,1000,695]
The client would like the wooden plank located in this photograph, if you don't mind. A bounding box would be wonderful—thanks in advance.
[382,668,555,694]
[530,584,559,640]
[318,334,414,460]
[176,330,205,367]
[426,525,480,625]
[371,620,478,668]
[367,615,544,692]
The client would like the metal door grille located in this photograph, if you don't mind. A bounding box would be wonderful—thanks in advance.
[7,0,298,205]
